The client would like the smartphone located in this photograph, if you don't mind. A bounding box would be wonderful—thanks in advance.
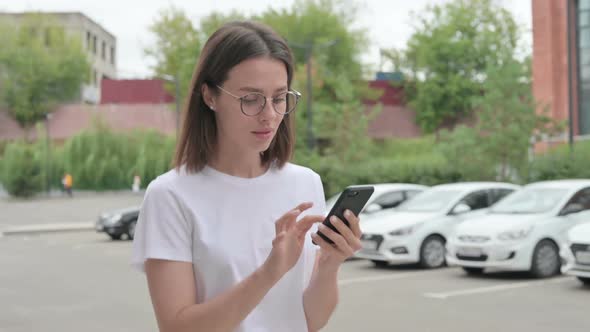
[313,185,375,245]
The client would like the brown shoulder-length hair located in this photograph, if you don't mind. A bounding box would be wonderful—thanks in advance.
[174,21,296,174]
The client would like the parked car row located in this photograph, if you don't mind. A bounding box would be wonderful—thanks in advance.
[95,178,590,286]
[349,180,590,284]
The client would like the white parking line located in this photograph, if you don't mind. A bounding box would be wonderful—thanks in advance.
[339,271,429,286]
[423,276,572,299]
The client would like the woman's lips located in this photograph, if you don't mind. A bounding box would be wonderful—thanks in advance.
[252,130,273,140]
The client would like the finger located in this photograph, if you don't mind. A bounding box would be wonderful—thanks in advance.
[295,215,325,235]
[318,224,354,257]
[292,202,313,214]
[329,215,362,251]
[283,209,300,232]
[278,202,313,231]
[344,209,362,238]
[311,232,341,254]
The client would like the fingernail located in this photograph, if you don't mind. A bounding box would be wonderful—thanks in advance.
[345,210,351,217]
[330,216,338,223]
[319,224,326,230]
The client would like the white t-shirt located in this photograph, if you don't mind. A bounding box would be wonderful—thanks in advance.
[132,162,326,332]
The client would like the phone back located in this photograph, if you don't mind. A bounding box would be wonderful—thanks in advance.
[326,185,375,227]
[315,185,374,245]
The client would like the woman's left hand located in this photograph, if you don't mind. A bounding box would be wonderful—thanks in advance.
[311,209,362,267]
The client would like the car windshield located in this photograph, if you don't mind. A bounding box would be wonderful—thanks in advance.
[489,188,569,214]
[397,189,463,212]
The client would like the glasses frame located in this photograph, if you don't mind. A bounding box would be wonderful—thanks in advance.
[216,85,302,116]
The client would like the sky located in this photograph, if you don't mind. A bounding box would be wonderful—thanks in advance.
[0,0,532,79]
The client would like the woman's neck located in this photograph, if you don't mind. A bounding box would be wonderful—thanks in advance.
[208,146,267,179]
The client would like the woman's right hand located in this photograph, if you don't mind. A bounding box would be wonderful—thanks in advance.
[262,202,324,281]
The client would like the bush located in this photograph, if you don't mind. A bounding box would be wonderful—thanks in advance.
[527,141,590,182]
[296,151,462,198]
[60,125,175,190]
[0,141,43,197]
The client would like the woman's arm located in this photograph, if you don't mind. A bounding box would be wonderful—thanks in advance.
[302,253,340,332]
[303,210,363,332]
[145,258,281,332]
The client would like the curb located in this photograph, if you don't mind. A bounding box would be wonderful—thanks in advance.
[0,222,95,237]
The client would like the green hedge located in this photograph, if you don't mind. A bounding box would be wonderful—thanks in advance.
[0,141,43,197]
[527,141,590,182]
[295,152,462,198]
[58,126,176,190]
[4,130,590,199]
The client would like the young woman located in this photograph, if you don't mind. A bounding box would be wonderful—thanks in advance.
[132,21,363,332]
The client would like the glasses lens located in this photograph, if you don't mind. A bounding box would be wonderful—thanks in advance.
[241,94,266,116]
[273,92,298,115]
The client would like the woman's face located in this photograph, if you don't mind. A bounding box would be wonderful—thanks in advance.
[209,56,289,156]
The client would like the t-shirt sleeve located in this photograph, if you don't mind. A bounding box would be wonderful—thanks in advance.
[131,177,193,273]
[303,171,327,287]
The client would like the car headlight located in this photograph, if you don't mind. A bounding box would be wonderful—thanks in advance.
[105,214,123,225]
[498,226,533,241]
[389,223,423,236]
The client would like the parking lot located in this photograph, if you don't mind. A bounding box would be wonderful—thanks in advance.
[1,231,588,332]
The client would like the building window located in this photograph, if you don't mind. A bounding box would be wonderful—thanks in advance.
[101,41,106,60]
[578,0,590,135]
[93,70,97,86]
[110,46,115,65]
[86,31,91,51]
[93,35,97,54]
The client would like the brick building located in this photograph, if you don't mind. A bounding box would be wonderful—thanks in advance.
[532,0,590,146]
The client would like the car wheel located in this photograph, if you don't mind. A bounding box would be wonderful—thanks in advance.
[109,234,122,240]
[419,235,446,269]
[578,277,590,286]
[462,267,484,275]
[127,219,137,240]
[530,239,560,278]
[372,260,388,268]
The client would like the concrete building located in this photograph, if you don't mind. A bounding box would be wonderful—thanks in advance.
[0,11,117,104]
[532,0,590,148]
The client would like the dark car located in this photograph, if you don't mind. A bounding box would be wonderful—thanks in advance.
[95,206,140,240]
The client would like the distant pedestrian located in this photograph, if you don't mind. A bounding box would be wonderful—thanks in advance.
[62,173,73,197]
[132,174,141,193]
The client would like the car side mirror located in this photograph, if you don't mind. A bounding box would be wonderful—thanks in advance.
[560,203,584,216]
[364,203,382,214]
[452,203,472,215]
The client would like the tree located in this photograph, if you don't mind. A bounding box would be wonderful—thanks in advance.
[0,13,90,138]
[382,0,521,134]
[143,6,204,103]
[145,1,380,163]
[258,0,380,161]
[438,59,563,181]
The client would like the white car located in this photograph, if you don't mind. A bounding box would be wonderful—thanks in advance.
[356,182,519,268]
[447,180,590,278]
[561,221,590,285]
[325,183,428,220]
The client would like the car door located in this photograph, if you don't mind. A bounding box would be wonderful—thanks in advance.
[557,187,590,242]
[439,190,492,237]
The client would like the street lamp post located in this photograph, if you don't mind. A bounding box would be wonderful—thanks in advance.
[45,113,52,195]
[289,39,338,151]
[566,0,575,153]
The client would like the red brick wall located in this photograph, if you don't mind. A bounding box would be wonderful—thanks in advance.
[532,0,579,135]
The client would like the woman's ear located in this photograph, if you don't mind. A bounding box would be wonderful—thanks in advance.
[201,84,216,111]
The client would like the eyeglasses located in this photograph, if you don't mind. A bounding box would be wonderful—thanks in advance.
[216,85,301,116]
